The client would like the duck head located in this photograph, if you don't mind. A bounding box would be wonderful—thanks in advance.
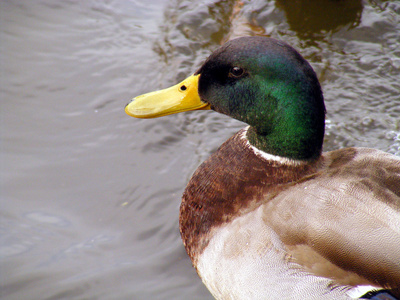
[126,36,325,160]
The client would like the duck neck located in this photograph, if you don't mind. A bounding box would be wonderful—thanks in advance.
[246,118,324,161]
[245,77,326,161]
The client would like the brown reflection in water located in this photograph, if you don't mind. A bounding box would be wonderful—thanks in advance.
[276,0,363,39]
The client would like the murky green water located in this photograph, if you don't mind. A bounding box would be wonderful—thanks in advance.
[1,1,399,299]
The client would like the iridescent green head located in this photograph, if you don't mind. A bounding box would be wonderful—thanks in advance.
[195,37,325,160]
[126,36,325,160]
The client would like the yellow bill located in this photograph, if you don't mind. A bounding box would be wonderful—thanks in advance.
[125,74,210,118]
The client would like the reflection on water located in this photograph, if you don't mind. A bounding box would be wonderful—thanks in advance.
[276,0,363,40]
[1,0,399,299]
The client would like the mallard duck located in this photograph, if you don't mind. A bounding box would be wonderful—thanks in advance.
[125,36,400,299]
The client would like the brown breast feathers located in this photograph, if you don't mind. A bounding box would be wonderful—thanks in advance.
[179,129,321,263]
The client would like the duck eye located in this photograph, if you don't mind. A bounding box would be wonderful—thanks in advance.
[229,66,244,78]
[180,85,187,91]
